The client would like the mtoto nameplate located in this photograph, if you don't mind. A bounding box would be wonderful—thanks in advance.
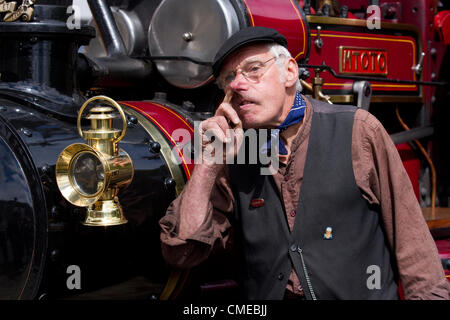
[339,46,388,76]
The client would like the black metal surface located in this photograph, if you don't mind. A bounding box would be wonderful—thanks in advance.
[87,0,127,57]
[0,112,47,300]
[390,124,434,145]
[78,54,153,88]
[0,4,95,119]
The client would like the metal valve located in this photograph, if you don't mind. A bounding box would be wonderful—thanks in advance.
[315,26,324,49]
[312,68,332,103]
[412,52,425,76]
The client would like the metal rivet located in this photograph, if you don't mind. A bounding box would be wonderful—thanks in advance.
[50,249,60,262]
[127,115,138,126]
[164,177,176,190]
[51,206,59,218]
[182,101,195,111]
[149,141,161,153]
[41,164,50,173]
[20,128,32,137]
[154,92,167,101]
[182,32,193,42]
[38,293,48,300]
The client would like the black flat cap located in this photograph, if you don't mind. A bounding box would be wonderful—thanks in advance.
[212,26,288,78]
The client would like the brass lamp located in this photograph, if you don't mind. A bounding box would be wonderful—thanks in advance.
[56,96,133,226]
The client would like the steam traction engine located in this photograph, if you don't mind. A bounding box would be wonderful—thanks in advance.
[0,0,449,299]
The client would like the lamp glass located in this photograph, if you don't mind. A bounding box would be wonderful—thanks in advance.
[70,151,105,196]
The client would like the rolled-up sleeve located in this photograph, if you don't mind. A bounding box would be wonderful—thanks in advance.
[159,167,234,269]
[352,109,450,299]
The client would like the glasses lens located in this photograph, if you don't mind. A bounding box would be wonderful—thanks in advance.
[218,57,276,89]
[242,62,265,81]
[71,152,104,195]
[218,73,233,89]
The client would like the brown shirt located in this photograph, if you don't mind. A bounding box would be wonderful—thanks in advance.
[159,96,450,300]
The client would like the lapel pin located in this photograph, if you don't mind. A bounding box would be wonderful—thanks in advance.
[323,227,333,240]
[250,198,265,208]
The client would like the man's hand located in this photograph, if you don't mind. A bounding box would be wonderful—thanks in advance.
[177,92,242,240]
[197,91,243,170]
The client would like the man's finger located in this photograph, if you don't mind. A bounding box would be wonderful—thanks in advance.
[216,92,242,129]
[223,90,233,104]
[201,121,228,144]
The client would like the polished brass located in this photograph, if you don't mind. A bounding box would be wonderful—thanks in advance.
[0,0,35,22]
[56,95,133,226]
[307,15,422,35]
[317,0,335,16]
[312,68,332,104]
[300,79,313,92]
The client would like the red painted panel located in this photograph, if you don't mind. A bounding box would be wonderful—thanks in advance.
[308,29,418,93]
[120,101,195,179]
[434,10,450,44]
[242,0,308,60]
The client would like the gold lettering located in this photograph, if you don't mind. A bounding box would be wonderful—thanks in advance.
[361,52,369,70]
[377,52,386,71]
[370,52,377,71]
[352,51,361,70]
[343,50,351,71]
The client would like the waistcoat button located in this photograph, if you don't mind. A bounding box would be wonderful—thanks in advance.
[277,273,284,280]
[290,244,297,252]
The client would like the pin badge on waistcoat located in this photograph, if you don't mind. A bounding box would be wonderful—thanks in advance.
[323,227,333,240]
[250,198,265,208]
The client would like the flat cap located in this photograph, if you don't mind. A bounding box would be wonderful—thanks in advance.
[212,26,288,78]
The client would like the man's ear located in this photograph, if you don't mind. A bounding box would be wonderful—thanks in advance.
[284,58,299,88]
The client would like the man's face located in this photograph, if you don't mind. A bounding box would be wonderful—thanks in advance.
[219,44,295,129]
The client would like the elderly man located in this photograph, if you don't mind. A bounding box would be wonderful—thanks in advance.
[159,27,450,300]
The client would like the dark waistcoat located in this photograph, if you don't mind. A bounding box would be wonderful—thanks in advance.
[228,99,399,300]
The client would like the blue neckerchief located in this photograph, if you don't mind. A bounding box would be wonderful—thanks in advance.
[261,91,306,155]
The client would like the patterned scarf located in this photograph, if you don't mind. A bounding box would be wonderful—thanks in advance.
[261,91,306,155]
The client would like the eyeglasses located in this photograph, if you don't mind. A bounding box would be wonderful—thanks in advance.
[217,56,277,90]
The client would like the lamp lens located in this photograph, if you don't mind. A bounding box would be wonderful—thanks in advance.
[71,152,104,195]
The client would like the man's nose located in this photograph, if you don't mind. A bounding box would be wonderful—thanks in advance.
[229,71,248,90]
